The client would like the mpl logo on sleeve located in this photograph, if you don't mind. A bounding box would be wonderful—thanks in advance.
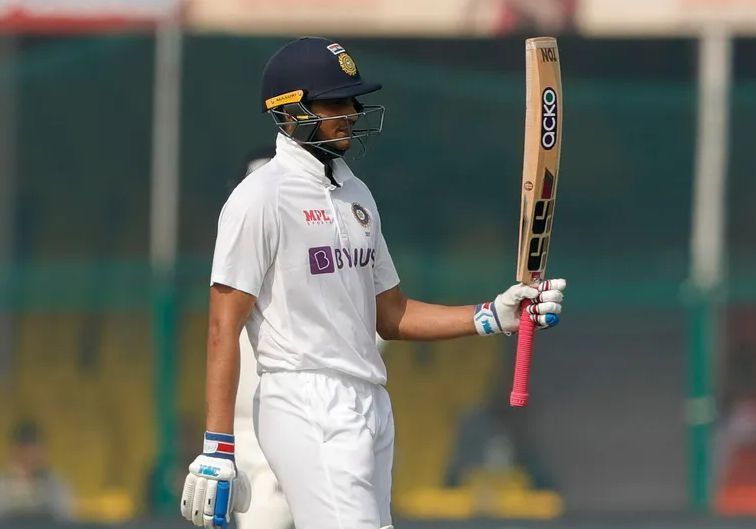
[304,209,333,225]
[540,87,558,150]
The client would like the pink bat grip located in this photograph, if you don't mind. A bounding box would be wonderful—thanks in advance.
[510,298,536,407]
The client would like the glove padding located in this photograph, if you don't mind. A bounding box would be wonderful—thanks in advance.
[180,455,251,529]
[474,279,566,336]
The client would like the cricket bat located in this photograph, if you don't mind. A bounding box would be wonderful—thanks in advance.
[510,37,563,408]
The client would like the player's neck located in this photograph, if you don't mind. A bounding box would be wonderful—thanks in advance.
[305,146,341,187]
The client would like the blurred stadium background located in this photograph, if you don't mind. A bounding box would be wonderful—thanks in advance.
[0,0,755,527]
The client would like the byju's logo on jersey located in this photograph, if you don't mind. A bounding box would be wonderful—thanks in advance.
[309,246,336,274]
[309,246,375,275]
[304,209,333,225]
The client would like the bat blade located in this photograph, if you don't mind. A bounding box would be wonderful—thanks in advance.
[510,37,563,408]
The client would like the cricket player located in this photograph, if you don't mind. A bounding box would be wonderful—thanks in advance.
[180,37,566,529]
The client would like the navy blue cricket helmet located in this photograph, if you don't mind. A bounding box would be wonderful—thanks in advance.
[260,37,385,157]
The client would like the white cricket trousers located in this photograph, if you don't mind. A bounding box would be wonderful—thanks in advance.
[255,370,395,529]
[234,328,294,529]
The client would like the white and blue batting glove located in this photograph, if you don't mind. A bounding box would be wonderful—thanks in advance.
[474,279,566,336]
[180,432,251,529]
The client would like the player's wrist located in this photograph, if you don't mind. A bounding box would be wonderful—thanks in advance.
[203,431,236,461]
[473,299,512,337]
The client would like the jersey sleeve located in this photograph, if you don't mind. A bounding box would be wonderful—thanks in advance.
[210,185,279,297]
[374,230,400,295]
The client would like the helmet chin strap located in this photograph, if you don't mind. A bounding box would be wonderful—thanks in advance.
[304,134,369,187]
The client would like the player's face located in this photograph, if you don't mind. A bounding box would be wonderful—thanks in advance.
[310,98,358,152]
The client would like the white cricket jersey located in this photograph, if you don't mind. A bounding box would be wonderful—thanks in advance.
[211,133,400,385]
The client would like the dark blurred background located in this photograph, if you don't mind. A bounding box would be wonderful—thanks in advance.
[0,0,754,526]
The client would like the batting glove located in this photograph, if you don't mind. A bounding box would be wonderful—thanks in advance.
[474,279,566,336]
[180,432,251,529]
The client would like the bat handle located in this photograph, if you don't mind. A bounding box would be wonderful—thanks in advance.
[510,298,536,407]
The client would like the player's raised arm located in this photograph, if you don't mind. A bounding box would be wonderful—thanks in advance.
[376,280,565,342]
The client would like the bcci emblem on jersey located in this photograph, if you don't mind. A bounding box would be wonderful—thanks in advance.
[351,203,371,227]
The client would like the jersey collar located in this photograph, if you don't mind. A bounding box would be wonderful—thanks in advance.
[275,133,353,188]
